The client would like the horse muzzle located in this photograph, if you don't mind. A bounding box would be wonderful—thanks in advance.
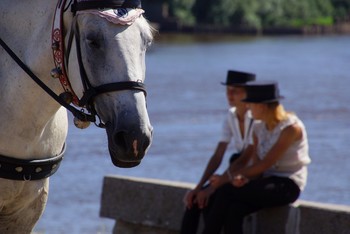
[105,121,153,168]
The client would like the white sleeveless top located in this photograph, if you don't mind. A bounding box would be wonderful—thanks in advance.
[254,114,311,190]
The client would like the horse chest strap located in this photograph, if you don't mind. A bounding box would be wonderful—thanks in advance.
[0,145,66,181]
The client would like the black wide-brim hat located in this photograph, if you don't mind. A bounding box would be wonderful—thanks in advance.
[221,70,256,86]
[241,81,284,103]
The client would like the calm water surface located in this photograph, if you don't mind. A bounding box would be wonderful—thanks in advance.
[35,34,350,233]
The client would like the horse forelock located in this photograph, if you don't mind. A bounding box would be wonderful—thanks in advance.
[76,8,144,26]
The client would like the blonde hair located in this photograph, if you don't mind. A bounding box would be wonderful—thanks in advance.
[264,102,292,129]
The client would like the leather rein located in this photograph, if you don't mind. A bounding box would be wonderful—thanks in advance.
[0,0,144,180]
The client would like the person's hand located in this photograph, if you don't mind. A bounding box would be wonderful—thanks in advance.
[232,174,249,187]
[196,186,215,209]
[183,189,199,209]
[209,174,224,188]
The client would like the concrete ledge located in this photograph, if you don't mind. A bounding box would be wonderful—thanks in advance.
[100,175,193,233]
[100,175,350,234]
[297,200,350,234]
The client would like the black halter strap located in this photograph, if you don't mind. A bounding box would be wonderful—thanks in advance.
[71,0,142,13]
[79,82,146,106]
[71,17,147,111]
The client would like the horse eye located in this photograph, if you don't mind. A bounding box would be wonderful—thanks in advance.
[87,39,100,49]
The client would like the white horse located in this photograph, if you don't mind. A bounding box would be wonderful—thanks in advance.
[0,0,153,232]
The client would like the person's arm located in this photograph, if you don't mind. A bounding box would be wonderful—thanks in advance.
[229,144,255,172]
[195,142,228,189]
[233,123,302,182]
[208,143,255,188]
[184,142,228,208]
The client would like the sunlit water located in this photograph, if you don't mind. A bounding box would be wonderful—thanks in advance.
[35,34,350,233]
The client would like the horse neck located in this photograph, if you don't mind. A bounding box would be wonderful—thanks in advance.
[0,0,68,158]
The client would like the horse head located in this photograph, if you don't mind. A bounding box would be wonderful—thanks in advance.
[65,4,154,168]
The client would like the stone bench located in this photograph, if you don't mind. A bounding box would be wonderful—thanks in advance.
[100,175,350,234]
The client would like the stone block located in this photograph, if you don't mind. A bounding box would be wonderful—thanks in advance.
[100,175,194,232]
[100,175,350,234]
[298,200,350,234]
[254,204,300,234]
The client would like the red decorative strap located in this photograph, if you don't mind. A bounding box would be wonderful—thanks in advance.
[52,0,79,105]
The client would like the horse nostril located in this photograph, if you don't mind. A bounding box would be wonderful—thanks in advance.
[113,128,152,157]
[114,131,127,151]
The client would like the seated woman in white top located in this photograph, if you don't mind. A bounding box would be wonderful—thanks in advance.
[203,81,311,234]
[180,70,256,234]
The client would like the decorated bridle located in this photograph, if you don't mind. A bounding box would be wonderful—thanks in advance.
[0,0,147,180]
[1,0,147,129]
[51,0,147,128]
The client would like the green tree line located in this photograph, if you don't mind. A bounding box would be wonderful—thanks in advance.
[163,0,350,30]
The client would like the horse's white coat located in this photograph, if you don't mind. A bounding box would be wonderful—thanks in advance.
[0,1,153,232]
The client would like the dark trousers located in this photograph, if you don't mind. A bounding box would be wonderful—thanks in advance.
[202,176,300,234]
[180,186,216,234]
[180,156,243,234]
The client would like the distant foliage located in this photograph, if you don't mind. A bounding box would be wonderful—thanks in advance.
[331,0,350,21]
[259,0,334,28]
[169,0,196,25]
[192,0,239,26]
[165,0,349,29]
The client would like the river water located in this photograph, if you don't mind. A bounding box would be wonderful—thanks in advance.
[34,34,350,233]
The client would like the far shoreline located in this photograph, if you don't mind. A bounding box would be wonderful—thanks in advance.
[150,21,350,36]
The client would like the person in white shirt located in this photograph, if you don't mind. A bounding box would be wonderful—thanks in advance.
[180,70,256,234]
[204,81,311,234]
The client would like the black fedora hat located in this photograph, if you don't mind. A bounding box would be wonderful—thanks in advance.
[242,81,284,103]
[221,70,256,86]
